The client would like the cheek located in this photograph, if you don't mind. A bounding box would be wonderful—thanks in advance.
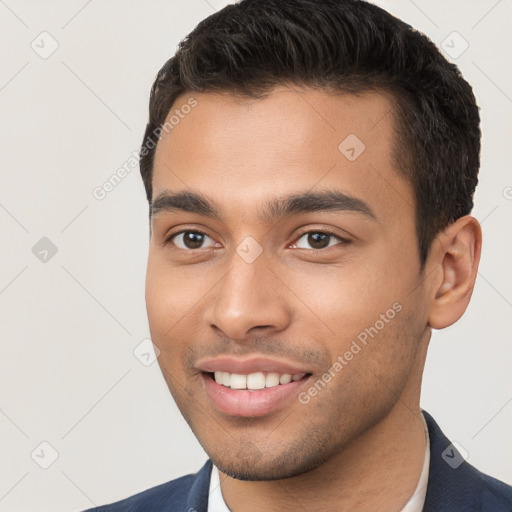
[145,252,203,331]
[286,261,422,393]
[145,253,196,366]
[286,262,403,339]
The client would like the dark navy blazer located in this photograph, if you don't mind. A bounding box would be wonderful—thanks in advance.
[84,411,512,511]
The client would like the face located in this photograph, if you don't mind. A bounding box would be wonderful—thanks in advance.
[146,87,432,480]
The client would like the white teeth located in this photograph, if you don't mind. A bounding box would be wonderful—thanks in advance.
[265,372,280,388]
[279,374,292,384]
[213,371,306,389]
[221,371,231,387]
[247,372,266,390]
[230,373,247,389]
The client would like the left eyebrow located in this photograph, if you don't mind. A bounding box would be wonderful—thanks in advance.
[150,189,377,222]
[262,189,377,222]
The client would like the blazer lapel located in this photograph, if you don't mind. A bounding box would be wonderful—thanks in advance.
[186,459,213,512]
[422,410,482,511]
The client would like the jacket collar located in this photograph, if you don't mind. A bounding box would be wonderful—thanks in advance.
[422,410,482,511]
[186,458,213,512]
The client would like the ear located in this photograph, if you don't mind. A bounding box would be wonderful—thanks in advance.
[427,215,482,329]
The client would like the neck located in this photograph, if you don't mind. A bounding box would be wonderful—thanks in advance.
[219,340,429,512]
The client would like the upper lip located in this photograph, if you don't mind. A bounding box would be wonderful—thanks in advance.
[196,356,310,375]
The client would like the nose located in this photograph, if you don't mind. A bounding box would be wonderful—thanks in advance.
[203,251,292,342]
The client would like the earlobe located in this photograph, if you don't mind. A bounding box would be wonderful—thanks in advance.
[428,216,482,330]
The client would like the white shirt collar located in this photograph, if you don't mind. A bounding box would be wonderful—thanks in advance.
[207,459,230,512]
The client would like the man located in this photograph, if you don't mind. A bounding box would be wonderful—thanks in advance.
[86,0,512,510]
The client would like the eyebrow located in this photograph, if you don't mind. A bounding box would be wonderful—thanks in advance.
[150,189,376,222]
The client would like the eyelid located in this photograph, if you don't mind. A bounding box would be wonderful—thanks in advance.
[165,229,216,249]
[291,228,351,247]
[163,225,212,243]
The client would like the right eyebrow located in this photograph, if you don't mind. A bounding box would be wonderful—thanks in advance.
[151,190,219,219]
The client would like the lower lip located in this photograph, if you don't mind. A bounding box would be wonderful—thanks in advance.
[202,373,310,417]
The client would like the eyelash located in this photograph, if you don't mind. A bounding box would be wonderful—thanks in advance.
[293,229,350,250]
[165,229,350,251]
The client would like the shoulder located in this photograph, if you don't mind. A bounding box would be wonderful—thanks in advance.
[422,410,512,511]
[82,460,212,512]
[479,472,512,510]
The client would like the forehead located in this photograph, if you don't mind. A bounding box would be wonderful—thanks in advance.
[152,86,413,223]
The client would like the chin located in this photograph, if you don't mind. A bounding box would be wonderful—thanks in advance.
[208,442,331,482]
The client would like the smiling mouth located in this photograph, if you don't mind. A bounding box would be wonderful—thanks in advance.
[205,371,311,390]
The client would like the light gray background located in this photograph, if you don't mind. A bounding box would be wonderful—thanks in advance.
[0,1,510,511]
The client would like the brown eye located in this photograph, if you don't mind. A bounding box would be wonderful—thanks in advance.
[307,233,330,249]
[294,231,345,250]
[169,231,216,250]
